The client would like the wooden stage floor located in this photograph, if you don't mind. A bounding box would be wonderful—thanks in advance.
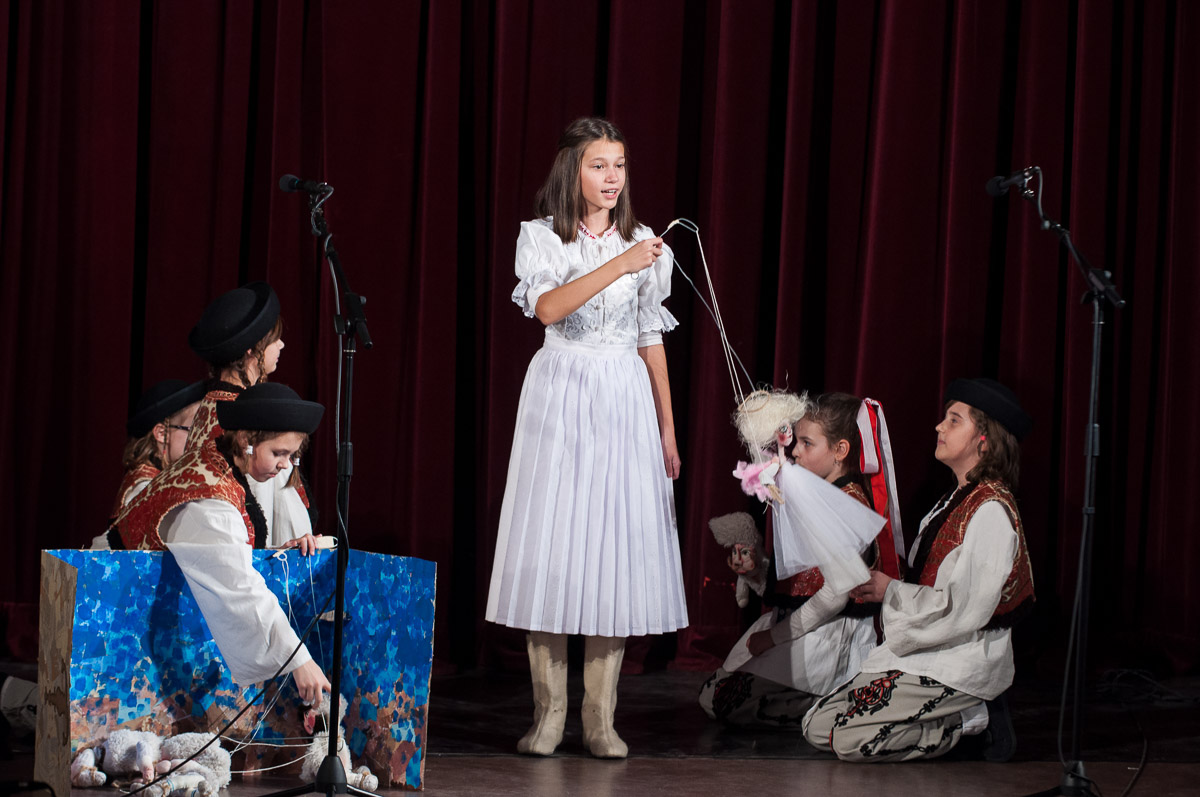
[3,668,1197,796]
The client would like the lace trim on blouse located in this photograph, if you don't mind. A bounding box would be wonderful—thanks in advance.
[578,221,618,241]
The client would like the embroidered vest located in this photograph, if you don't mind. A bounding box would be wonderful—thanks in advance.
[915,480,1035,628]
[109,463,160,518]
[110,443,253,550]
[183,385,311,510]
[185,387,241,452]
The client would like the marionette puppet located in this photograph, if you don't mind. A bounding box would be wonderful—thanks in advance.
[803,378,1034,763]
[700,391,905,727]
[485,117,687,759]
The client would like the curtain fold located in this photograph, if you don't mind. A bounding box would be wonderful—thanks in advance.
[2,0,1196,673]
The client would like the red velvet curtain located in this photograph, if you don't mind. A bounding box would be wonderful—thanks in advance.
[2,0,1196,674]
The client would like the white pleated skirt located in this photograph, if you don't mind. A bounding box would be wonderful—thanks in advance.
[486,336,689,637]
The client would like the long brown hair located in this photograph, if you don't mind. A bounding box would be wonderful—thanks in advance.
[208,316,284,387]
[533,117,638,244]
[963,405,1021,488]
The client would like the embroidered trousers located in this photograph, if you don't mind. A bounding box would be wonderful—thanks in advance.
[698,668,817,729]
[803,670,982,762]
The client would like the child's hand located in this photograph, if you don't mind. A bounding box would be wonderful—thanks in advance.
[281,533,321,556]
[662,430,681,479]
[746,630,775,657]
[615,237,664,275]
[849,570,894,603]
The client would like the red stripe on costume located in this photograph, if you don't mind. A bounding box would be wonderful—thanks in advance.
[859,403,902,580]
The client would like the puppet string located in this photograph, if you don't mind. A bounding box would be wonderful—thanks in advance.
[662,218,753,405]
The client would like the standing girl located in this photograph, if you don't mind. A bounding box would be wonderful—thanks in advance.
[486,117,688,759]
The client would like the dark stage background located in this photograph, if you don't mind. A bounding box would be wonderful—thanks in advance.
[1,0,1197,677]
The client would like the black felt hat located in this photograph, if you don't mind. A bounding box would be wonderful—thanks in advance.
[127,379,208,438]
[944,378,1033,441]
[188,282,281,365]
[216,382,324,434]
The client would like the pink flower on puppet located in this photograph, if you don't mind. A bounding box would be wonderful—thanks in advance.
[733,459,781,503]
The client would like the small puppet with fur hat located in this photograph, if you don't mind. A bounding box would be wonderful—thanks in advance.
[708,512,768,608]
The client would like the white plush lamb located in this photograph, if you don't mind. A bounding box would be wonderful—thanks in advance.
[70,729,231,797]
[301,695,379,792]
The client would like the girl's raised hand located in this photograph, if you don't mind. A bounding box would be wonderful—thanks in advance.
[614,237,663,275]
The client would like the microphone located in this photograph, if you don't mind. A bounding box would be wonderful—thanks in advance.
[278,174,332,194]
[986,167,1035,197]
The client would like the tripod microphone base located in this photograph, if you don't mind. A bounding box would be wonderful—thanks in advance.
[258,755,376,797]
[1023,761,1099,797]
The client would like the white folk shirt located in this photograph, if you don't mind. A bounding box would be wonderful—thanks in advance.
[246,461,313,548]
[162,498,312,685]
[859,499,1018,700]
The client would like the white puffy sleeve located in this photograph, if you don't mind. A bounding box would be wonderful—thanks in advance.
[880,501,1018,656]
[511,219,569,318]
[634,226,679,347]
[163,499,313,685]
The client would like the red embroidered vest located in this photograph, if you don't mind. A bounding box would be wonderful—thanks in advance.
[776,481,875,598]
[111,443,254,550]
[109,463,160,518]
[916,480,1035,624]
[185,389,240,452]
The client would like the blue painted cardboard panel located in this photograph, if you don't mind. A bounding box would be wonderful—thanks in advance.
[45,549,435,790]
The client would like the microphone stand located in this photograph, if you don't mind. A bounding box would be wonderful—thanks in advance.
[264,184,373,797]
[1013,170,1125,797]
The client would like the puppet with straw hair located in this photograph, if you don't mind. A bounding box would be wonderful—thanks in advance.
[731,389,811,503]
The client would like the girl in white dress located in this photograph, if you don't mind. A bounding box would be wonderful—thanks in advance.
[486,117,688,759]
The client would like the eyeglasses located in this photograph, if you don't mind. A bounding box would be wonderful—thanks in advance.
[167,424,192,433]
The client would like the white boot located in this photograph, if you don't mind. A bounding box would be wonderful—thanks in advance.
[581,635,627,759]
[517,631,567,755]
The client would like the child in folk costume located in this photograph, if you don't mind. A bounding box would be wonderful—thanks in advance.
[110,383,331,704]
[108,282,316,551]
[700,392,903,727]
[185,281,315,548]
[110,380,207,515]
[486,117,687,759]
[803,378,1034,762]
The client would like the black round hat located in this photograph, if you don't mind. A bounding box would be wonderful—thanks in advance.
[188,282,281,365]
[216,382,324,434]
[127,379,208,438]
[944,378,1032,441]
